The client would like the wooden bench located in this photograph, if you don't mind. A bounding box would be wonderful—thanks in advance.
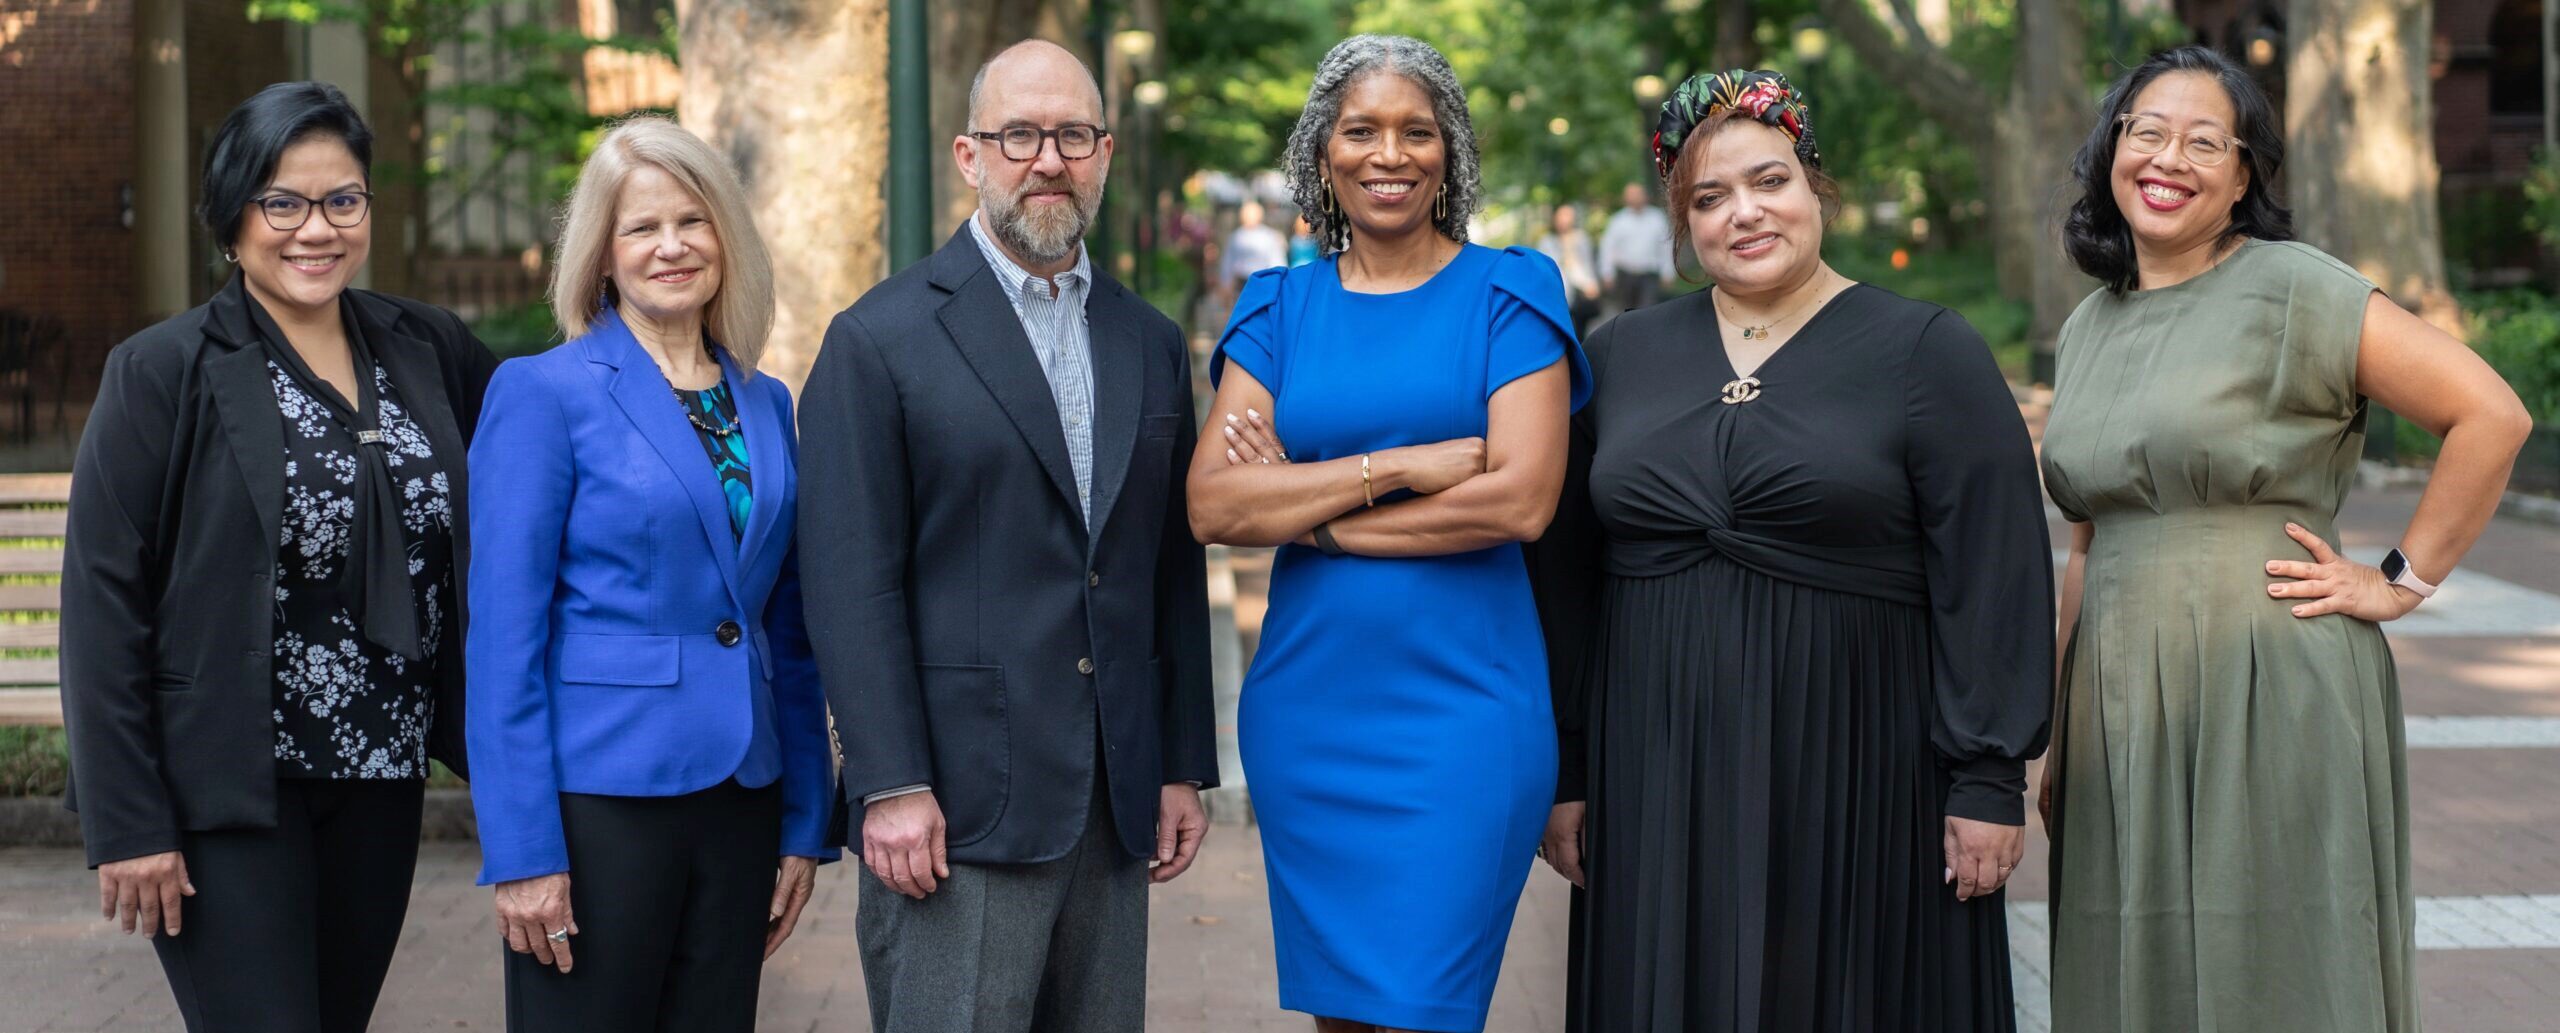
[0,472,64,726]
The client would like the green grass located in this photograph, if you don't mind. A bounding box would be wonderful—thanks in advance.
[0,726,69,797]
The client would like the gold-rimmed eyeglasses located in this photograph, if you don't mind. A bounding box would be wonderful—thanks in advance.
[246,190,374,231]
[969,123,1109,162]
[2116,114,2245,168]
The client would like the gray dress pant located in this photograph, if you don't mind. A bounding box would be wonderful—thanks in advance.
[857,774,1148,1032]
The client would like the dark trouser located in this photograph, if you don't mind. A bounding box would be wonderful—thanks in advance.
[504,780,783,1033]
[1567,291,1602,336]
[1612,272,1662,314]
[151,777,425,1033]
[857,770,1148,1033]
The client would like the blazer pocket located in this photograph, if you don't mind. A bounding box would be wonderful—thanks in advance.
[1140,413,1182,439]
[917,663,1009,847]
[556,633,681,686]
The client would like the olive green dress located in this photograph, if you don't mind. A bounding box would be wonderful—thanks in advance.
[2040,239,2416,1033]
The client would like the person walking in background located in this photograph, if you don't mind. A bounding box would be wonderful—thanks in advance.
[1532,70,2051,1032]
[464,115,837,1032]
[2040,46,2531,1033]
[797,39,1218,1033]
[1597,181,1673,314]
[1192,34,1588,1033]
[1224,198,1292,297]
[1289,213,1322,267]
[60,81,497,1032]
[1535,202,1603,332]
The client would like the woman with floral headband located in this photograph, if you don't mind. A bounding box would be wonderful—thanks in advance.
[1528,70,2052,1031]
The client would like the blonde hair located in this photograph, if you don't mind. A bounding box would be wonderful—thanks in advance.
[550,116,774,370]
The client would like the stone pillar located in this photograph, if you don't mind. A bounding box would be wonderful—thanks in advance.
[132,0,189,319]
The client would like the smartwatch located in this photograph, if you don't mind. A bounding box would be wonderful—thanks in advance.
[2380,548,2438,599]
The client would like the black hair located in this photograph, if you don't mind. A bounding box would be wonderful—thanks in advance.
[2062,45,2293,292]
[198,81,374,252]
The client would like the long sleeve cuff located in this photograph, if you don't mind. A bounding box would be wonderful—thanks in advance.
[1554,731,1588,804]
[1943,754,2027,826]
[862,783,932,806]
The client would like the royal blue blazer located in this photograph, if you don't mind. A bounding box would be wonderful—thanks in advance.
[465,306,837,885]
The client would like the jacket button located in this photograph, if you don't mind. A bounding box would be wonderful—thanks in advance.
[1087,571,1101,587]
[716,620,743,647]
[1076,657,1095,675]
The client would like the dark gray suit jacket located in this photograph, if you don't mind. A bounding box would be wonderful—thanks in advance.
[799,228,1217,865]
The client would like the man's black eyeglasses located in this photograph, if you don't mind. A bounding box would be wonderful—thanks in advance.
[970,124,1109,162]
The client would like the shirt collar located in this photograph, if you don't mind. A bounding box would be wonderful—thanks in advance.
[968,209,1091,302]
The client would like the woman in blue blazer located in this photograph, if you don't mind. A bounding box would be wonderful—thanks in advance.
[465,117,836,1032]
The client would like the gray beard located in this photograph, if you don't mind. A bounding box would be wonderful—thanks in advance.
[979,166,1097,266]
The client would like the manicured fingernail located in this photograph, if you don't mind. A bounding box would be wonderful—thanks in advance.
[1222,425,1237,437]
[1226,448,1239,461]
[1247,408,1262,420]
[2270,585,2282,595]
[1225,413,1238,423]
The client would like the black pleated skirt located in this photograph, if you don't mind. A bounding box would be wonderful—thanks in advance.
[1569,555,2017,1033]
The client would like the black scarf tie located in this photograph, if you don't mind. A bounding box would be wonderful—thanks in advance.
[242,283,424,661]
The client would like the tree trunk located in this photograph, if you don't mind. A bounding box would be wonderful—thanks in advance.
[1814,0,2093,377]
[366,43,427,300]
[2285,0,2457,326]
[678,0,890,390]
[932,0,1076,236]
[1715,0,1759,72]
[2004,0,2095,373]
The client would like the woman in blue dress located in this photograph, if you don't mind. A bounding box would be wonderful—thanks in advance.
[1187,34,1590,1033]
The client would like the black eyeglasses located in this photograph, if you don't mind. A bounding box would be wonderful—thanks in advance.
[246,190,374,231]
[969,124,1109,162]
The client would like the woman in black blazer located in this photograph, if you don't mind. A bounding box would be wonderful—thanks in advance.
[59,81,497,1032]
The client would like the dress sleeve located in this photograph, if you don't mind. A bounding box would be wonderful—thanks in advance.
[1487,247,1593,409]
[1525,318,1610,804]
[2273,242,2382,422]
[1903,309,2055,826]
[1210,267,1287,393]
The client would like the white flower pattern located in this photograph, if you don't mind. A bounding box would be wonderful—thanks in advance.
[267,359,453,779]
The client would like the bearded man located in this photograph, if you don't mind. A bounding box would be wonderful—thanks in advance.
[796,38,1218,1033]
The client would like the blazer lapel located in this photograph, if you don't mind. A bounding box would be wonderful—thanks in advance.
[728,354,785,593]
[201,279,285,553]
[588,309,749,613]
[929,229,1085,527]
[1081,276,1143,538]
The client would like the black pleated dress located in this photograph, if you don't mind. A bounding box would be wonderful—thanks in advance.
[1528,284,2055,1033]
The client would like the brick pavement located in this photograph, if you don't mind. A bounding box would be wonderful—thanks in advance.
[0,826,1568,1033]
[1,486,2553,1031]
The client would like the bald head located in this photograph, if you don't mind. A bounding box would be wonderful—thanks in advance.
[967,40,1104,131]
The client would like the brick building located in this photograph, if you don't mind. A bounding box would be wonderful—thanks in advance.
[2178,0,2553,283]
[0,0,673,452]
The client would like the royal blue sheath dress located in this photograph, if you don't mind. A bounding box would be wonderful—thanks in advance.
[1213,244,1592,1032]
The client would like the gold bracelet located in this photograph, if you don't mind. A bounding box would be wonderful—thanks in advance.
[1361,454,1375,507]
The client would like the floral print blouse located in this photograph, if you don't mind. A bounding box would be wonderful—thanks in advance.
[268,360,455,778]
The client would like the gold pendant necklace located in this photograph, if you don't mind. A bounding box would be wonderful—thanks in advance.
[1714,277,1830,342]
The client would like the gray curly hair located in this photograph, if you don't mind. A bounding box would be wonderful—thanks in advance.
[1284,35,1482,255]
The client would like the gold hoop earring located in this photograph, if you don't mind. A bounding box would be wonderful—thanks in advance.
[1322,177,1339,219]
[1434,183,1448,223]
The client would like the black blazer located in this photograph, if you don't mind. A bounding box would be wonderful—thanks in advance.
[60,277,498,867]
[799,227,1217,865]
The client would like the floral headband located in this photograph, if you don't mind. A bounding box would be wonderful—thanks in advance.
[1651,69,1822,180]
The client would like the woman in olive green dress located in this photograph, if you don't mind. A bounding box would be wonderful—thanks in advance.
[2039,46,2531,1033]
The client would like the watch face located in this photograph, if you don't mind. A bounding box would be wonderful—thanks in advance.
[2382,550,2408,581]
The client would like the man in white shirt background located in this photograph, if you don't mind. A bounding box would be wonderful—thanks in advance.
[1598,180,1674,316]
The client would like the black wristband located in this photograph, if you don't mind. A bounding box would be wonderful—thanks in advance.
[1313,521,1346,556]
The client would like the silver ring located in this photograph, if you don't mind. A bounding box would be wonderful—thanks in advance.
[547,927,569,943]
